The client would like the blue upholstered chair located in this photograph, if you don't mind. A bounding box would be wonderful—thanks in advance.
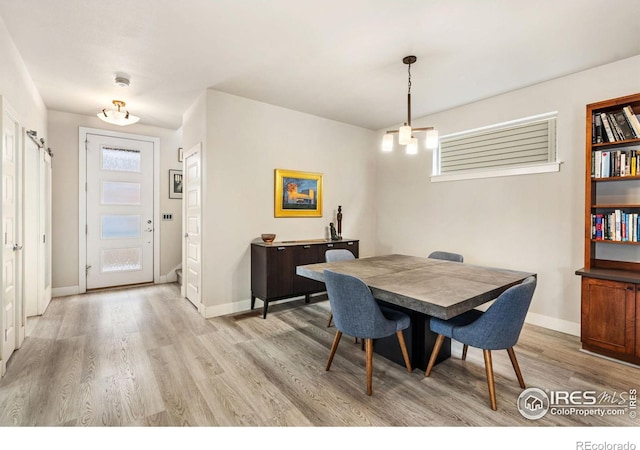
[425,276,537,410]
[428,251,464,263]
[323,269,412,396]
[325,249,356,327]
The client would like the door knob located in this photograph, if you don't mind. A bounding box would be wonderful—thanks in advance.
[12,244,22,251]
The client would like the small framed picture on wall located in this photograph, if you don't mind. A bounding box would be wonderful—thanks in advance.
[169,169,183,199]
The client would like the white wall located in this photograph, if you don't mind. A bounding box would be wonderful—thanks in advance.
[376,55,640,336]
[191,89,376,316]
[0,16,47,132]
[47,111,183,292]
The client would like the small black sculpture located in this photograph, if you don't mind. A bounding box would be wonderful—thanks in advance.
[329,222,339,241]
[337,205,343,239]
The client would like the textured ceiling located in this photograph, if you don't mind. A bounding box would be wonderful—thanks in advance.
[1,0,640,130]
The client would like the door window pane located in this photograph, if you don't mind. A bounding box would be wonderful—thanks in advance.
[102,181,141,205]
[101,215,140,239]
[101,247,142,272]
[101,146,141,172]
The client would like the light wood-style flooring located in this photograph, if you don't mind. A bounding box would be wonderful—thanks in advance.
[0,283,637,427]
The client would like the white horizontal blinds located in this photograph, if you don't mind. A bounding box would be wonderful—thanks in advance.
[440,117,556,174]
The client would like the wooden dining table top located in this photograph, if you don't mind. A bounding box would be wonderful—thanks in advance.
[296,254,536,319]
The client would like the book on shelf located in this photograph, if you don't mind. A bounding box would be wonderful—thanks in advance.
[594,113,604,143]
[602,151,610,177]
[599,112,617,142]
[612,110,636,140]
[623,106,640,138]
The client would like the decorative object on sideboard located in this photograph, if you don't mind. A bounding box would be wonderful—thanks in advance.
[329,223,339,241]
[336,205,343,239]
[381,56,438,155]
[274,168,323,217]
[261,233,276,244]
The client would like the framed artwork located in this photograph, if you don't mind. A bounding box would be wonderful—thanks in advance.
[169,169,183,199]
[178,147,184,162]
[274,169,323,217]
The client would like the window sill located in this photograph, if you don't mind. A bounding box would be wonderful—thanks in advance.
[430,161,561,183]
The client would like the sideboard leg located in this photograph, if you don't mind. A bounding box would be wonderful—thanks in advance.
[251,294,256,310]
[263,301,269,319]
[305,294,311,304]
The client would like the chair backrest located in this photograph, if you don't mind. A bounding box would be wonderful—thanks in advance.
[428,251,464,263]
[323,269,398,339]
[453,276,537,350]
[325,249,355,262]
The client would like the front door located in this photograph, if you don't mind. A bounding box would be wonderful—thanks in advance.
[183,144,201,309]
[86,133,154,289]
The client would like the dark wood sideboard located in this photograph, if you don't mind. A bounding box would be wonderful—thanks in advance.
[251,239,359,318]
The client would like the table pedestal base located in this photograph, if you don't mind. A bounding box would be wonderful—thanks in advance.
[374,301,450,371]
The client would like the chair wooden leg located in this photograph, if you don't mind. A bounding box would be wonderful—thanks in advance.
[425,334,445,377]
[507,347,526,389]
[365,338,373,396]
[326,331,342,371]
[326,312,333,327]
[483,349,497,411]
[462,344,468,361]
[396,331,412,372]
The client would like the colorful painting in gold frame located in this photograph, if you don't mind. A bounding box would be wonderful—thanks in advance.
[274,169,323,217]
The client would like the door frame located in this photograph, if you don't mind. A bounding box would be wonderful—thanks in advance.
[78,127,160,293]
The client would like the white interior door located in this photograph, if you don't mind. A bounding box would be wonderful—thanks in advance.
[39,150,52,312]
[183,143,201,309]
[1,104,21,373]
[86,133,154,289]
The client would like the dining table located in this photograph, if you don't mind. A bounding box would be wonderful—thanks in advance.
[296,254,536,370]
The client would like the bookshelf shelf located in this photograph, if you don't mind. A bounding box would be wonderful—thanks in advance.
[576,92,640,365]
[590,239,640,246]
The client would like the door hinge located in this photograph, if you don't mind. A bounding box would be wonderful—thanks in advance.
[85,224,88,235]
[43,234,46,244]
[85,139,88,151]
[4,329,7,341]
[85,182,87,192]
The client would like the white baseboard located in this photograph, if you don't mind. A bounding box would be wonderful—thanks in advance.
[524,311,580,337]
[52,285,81,298]
[202,294,323,319]
[165,264,181,283]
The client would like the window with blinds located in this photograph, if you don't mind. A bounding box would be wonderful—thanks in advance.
[433,113,558,180]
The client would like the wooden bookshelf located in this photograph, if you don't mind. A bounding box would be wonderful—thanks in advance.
[577,93,640,365]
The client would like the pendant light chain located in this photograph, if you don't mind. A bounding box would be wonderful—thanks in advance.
[407,62,412,96]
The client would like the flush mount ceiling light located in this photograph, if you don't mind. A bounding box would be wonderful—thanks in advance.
[382,56,438,155]
[97,99,140,126]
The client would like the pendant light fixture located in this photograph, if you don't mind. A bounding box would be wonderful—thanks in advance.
[97,99,140,126]
[382,56,438,154]
[97,74,140,126]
